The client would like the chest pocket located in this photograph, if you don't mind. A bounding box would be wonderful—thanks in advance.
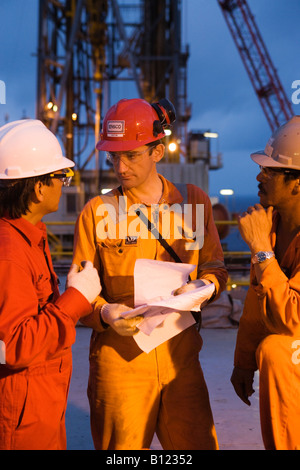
[97,238,140,301]
[35,275,54,310]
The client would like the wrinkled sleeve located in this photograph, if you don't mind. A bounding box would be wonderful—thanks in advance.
[254,258,300,335]
[0,261,91,370]
[72,199,107,332]
[234,257,300,370]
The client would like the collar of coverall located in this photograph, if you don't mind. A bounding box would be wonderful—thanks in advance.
[115,174,184,207]
[2,216,47,247]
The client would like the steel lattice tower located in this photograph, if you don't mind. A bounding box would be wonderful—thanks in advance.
[218,0,293,131]
[37,0,190,178]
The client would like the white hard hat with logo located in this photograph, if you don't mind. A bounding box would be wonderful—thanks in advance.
[0,119,75,179]
[251,115,300,170]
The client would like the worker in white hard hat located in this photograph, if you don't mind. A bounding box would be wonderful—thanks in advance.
[230,115,300,449]
[0,119,101,450]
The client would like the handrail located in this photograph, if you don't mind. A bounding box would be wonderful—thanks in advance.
[46,220,251,258]
[45,221,75,225]
[45,220,239,226]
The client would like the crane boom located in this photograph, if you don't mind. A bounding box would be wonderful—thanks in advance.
[218,0,293,131]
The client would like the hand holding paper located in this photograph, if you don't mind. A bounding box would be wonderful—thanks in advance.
[101,303,143,336]
[121,282,215,321]
[173,278,212,296]
[173,278,214,308]
[120,259,215,352]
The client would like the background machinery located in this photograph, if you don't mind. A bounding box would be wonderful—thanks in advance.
[37,0,293,260]
[37,0,223,202]
[218,0,293,132]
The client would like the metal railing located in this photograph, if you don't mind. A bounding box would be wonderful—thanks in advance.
[46,219,251,288]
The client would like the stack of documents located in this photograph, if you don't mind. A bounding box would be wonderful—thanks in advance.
[121,259,215,353]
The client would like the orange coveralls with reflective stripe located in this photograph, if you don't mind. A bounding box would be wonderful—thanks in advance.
[73,176,228,450]
[234,212,300,450]
[0,217,92,450]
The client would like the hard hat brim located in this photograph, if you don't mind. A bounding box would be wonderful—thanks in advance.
[251,151,300,170]
[251,151,285,167]
[44,155,75,174]
[96,136,165,152]
[0,119,76,179]
[0,155,75,179]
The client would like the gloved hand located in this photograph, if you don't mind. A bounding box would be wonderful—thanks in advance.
[173,279,214,309]
[101,303,143,336]
[173,278,211,296]
[66,261,101,303]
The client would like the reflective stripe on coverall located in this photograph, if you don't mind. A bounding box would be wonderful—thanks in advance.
[0,217,92,450]
[234,212,300,450]
[73,175,228,450]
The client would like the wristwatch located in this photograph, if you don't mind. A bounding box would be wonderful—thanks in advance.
[251,251,275,264]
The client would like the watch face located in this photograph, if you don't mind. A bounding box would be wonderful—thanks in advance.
[257,252,267,262]
[252,251,274,264]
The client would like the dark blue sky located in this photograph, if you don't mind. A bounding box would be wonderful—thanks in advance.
[1,0,300,198]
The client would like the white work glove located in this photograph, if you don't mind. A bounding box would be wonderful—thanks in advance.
[66,261,101,303]
[101,303,143,336]
[173,278,211,295]
[173,279,214,309]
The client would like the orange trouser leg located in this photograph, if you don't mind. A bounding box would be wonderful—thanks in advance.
[88,349,161,450]
[88,327,218,450]
[256,334,300,450]
[156,350,218,450]
[0,355,72,450]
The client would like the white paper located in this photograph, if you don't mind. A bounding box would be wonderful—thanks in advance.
[121,259,215,353]
[134,259,196,307]
[133,312,196,354]
[122,282,215,325]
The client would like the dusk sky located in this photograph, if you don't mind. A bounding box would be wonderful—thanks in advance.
[1,0,300,199]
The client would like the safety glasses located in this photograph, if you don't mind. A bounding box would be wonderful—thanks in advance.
[259,165,300,177]
[49,168,74,186]
[106,146,155,166]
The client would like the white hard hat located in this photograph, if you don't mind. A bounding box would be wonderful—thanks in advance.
[0,119,75,179]
[251,115,300,170]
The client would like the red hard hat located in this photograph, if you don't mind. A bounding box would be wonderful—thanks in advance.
[96,98,175,151]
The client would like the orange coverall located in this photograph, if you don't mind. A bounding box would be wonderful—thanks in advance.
[0,217,92,450]
[73,175,228,450]
[234,212,300,450]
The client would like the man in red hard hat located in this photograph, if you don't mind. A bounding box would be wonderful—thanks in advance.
[231,116,300,449]
[73,98,228,450]
[0,119,101,450]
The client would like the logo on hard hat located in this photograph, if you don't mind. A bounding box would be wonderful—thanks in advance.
[107,120,125,137]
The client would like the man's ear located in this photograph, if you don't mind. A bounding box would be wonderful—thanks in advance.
[33,181,45,203]
[291,178,300,195]
[151,143,165,163]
